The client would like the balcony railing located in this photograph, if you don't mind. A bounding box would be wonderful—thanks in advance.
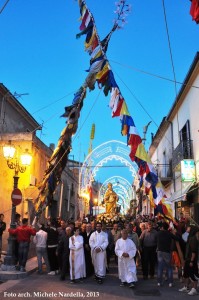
[172,140,193,169]
[156,163,173,187]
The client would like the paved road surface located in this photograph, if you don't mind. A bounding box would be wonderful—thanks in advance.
[0,262,197,300]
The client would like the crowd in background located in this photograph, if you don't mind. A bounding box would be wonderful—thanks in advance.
[0,211,199,295]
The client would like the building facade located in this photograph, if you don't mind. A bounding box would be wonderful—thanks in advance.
[51,159,80,222]
[149,52,199,223]
[0,83,80,253]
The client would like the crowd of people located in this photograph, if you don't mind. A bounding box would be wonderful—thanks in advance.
[0,212,199,296]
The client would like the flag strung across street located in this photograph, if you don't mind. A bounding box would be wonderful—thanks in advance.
[34,0,173,220]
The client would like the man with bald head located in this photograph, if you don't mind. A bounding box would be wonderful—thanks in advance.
[115,229,137,288]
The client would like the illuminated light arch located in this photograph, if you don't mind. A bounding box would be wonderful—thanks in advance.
[92,154,135,178]
[79,140,138,194]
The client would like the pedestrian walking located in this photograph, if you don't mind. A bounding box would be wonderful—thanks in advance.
[45,219,59,275]
[179,226,199,296]
[57,226,71,280]
[8,218,36,272]
[14,213,21,267]
[0,213,6,262]
[57,219,67,274]
[111,223,121,264]
[139,221,158,279]
[69,228,86,283]
[57,220,67,240]
[156,222,179,287]
[115,229,137,288]
[89,222,108,284]
[33,225,50,274]
[102,223,114,272]
[80,223,94,277]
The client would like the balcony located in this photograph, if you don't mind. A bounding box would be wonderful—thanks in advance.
[172,140,193,169]
[156,163,173,187]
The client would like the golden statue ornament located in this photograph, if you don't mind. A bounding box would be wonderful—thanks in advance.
[103,183,119,214]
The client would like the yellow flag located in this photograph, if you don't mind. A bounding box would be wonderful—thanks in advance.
[120,101,130,116]
[135,143,151,163]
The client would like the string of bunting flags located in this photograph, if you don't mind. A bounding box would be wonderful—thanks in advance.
[75,0,173,220]
[34,0,129,216]
[34,0,173,220]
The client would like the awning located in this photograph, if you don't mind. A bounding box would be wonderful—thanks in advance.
[168,182,194,202]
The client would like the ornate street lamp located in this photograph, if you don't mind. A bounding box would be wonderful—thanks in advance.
[2,141,32,270]
[93,198,98,216]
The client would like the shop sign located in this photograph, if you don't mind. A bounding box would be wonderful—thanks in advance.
[181,159,195,182]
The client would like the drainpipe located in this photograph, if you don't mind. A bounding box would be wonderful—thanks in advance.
[59,181,64,217]
[67,184,71,212]
[167,120,176,192]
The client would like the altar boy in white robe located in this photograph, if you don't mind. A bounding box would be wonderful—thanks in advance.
[115,229,137,288]
[89,222,108,284]
[69,228,86,283]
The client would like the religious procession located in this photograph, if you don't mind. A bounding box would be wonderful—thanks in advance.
[1,0,199,299]
[0,182,198,297]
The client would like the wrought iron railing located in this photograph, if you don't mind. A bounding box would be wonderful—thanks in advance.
[172,140,193,169]
[156,163,172,180]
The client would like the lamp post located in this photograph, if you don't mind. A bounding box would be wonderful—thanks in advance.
[93,198,98,216]
[2,141,32,270]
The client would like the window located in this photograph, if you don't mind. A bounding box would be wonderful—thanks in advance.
[179,120,192,159]
[180,120,190,141]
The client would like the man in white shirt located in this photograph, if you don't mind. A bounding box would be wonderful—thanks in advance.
[89,222,108,284]
[115,229,137,288]
[33,225,50,274]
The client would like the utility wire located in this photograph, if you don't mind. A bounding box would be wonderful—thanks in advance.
[31,91,74,115]
[110,59,199,89]
[162,0,181,142]
[113,69,173,148]
[114,70,161,129]
[0,0,10,14]
[162,0,178,97]
[34,89,102,187]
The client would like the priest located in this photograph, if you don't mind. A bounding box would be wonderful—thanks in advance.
[89,222,108,284]
[69,228,86,283]
[115,229,137,288]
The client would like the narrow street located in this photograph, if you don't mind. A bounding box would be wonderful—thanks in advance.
[0,261,191,300]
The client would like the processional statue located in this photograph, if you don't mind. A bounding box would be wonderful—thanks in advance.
[103,183,119,214]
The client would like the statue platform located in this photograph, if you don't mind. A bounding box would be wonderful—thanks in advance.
[96,212,125,226]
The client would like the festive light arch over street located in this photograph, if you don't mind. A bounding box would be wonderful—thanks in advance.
[79,140,138,196]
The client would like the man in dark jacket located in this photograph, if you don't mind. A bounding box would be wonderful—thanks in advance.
[139,221,158,279]
[156,222,179,287]
[80,223,94,277]
[179,226,199,295]
[57,227,72,280]
[45,219,59,275]
[0,214,6,262]
[57,219,67,276]
[57,220,67,240]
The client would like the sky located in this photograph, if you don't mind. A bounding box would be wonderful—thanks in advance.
[0,0,199,187]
